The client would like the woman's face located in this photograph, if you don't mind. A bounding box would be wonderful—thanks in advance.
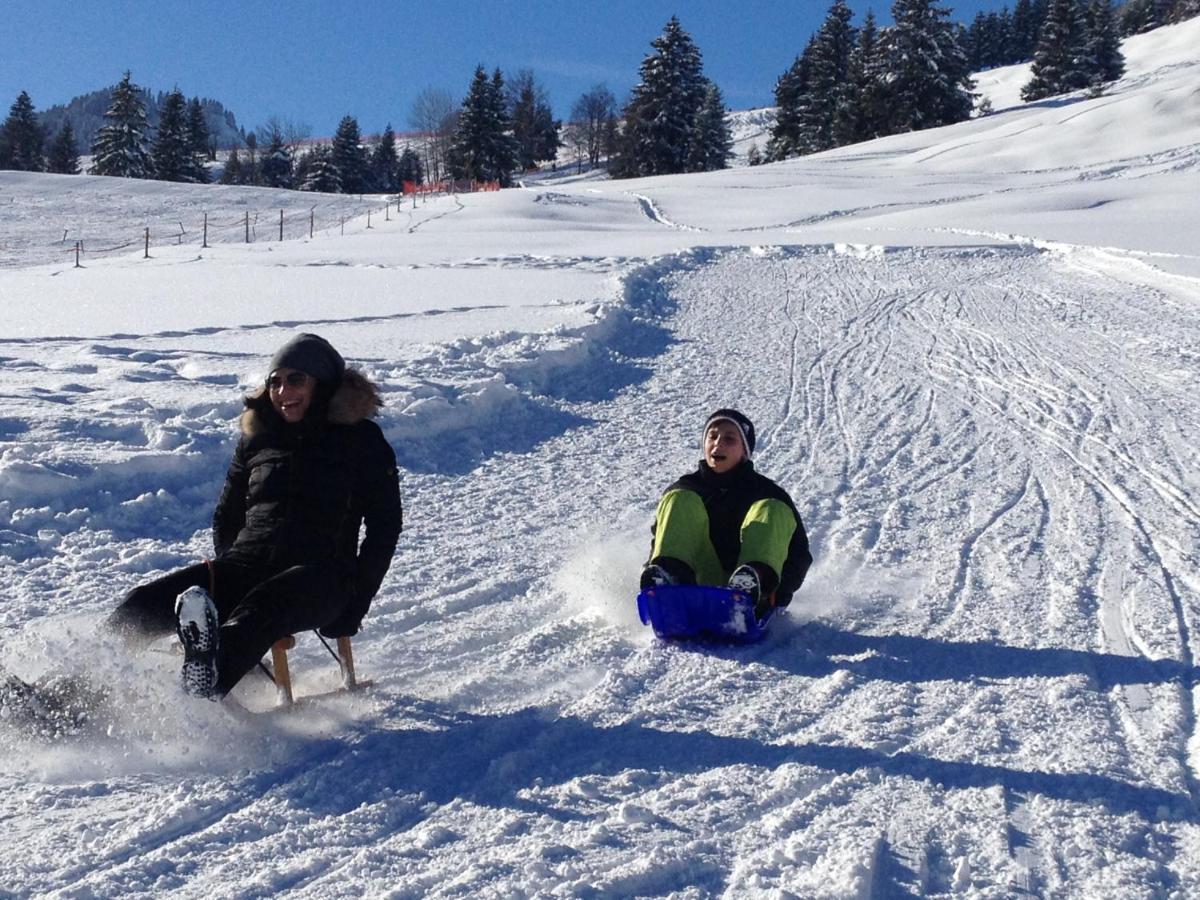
[269,367,316,423]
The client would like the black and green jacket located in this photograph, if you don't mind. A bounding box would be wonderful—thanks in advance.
[657,460,812,606]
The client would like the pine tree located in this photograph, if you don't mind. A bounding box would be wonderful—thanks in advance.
[397,146,424,187]
[331,115,369,193]
[687,82,733,172]
[878,0,976,135]
[1168,0,1200,22]
[613,16,709,177]
[151,89,192,181]
[91,72,151,178]
[186,97,211,184]
[242,132,260,186]
[1085,0,1125,85]
[259,125,293,189]
[46,122,80,174]
[797,0,858,153]
[447,66,518,185]
[371,124,400,192]
[219,147,243,185]
[1012,0,1044,60]
[508,72,561,171]
[766,42,814,161]
[1,91,46,172]
[746,143,763,166]
[300,144,340,192]
[1022,0,1091,100]
[834,10,885,144]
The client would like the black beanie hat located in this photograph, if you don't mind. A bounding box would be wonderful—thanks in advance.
[704,408,756,459]
[268,333,345,385]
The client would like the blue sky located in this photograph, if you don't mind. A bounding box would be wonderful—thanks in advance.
[5,0,1008,139]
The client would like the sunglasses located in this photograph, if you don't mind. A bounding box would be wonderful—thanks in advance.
[267,371,312,390]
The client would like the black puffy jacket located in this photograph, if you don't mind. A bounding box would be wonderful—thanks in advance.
[212,369,403,621]
[659,460,812,606]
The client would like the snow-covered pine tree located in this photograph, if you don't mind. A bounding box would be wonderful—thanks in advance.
[91,72,151,178]
[1119,0,1172,33]
[1022,0,1091,100]
[766,40,814,161]
[687,82,733,172]
[1012,0,1046,60]
[834,10,885,145]
[798,0,858,153]
[1168,0,1200,23]
[1085,0,1126,86]
[371,124,400,192]
[447,66,518,186]
[0,91,45,171]
[612,16,708,177]
[259,125,293,189]
[186,97,211,184]
[878,0,976,135]
[150,89,192,182]
[331,115,369,193]
[46,121,80,174]
[300,144,340,193]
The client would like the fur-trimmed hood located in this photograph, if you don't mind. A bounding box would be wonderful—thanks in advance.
[240,368,383,436]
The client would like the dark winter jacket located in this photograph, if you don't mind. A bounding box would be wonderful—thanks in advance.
[660,460,812,606]
[212,369,403,628]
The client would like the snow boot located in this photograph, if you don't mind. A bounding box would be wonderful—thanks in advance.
[728,564,762,606]
[640,556,695,590]
[175,586,219,699]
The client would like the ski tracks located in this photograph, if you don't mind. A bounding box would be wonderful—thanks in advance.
[647,243,1200,894]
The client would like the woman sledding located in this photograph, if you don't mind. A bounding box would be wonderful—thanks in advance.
[108,333,403,699]
[641,408,812,621]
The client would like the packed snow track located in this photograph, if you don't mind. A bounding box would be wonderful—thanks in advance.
[2,239,1198,897]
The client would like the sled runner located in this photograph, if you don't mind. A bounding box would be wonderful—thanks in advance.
[259,632,368,708]
[637,584,774,642]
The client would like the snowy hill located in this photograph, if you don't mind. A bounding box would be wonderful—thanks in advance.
[1,16,1198,899]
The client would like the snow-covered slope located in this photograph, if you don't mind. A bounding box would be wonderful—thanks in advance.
[1,16,1198,899]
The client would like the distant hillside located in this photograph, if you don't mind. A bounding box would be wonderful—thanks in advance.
[39,87,245,154]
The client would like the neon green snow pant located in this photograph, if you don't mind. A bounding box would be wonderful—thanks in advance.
[650,489,797,586]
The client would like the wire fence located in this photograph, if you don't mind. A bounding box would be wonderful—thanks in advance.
[0,179,498,270]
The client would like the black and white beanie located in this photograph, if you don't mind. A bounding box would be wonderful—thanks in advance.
[268,333,346,385]
[703,408,756,459]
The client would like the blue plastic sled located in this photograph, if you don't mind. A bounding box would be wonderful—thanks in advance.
[637,584,774,643]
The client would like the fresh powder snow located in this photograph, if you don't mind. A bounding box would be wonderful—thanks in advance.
[1,18,1198,898]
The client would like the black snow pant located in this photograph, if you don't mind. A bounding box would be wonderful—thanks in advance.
[107,558,351,696]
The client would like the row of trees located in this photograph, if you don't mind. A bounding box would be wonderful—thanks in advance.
[1118,0,1200,32]
[1022,0,1125,100]
[6,2,1195,187]
[0,91,81,174]
[961,0,1192,77]
[766,0,976,161]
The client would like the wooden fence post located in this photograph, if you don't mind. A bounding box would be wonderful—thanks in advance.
[203,212,209,248]
[310,208,315,238]
[244,211,250,243]
[279,209,284,241]
[144,227,150,259]
[74,241,81,268]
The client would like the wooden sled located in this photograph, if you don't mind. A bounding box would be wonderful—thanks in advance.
[265,633,369,708]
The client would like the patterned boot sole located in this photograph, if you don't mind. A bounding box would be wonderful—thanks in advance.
[176,588,219,699]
